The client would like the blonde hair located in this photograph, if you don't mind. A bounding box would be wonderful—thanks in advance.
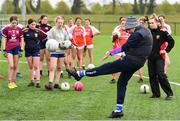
[149,13,159,22]
[55,16,64,23]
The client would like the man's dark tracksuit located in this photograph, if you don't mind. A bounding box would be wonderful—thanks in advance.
[148,28,175,97]
[85,26,153,104]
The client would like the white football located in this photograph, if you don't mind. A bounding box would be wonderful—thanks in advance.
[46,39,59,52]
[87,64,95,69]
[140,84,150,94]
[60,82,70,91]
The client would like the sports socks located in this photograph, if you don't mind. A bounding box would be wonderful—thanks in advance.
[77,70,86,77]
[55,80,59,85]
[115,104,123,112]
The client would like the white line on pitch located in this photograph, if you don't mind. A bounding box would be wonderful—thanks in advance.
[1,59,180,86]
[133,74,180,86]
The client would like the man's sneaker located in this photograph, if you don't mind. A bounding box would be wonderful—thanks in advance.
[16,72,22,78]
[45,82,53,91]
[165,95,173,100]
[110,79,116,84]
[35,83,41,88]
[66,68,82,81]
[27,81,35,87]
[54,84,60,89]
[108,111,124,118]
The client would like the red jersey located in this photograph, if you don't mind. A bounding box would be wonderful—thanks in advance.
[112,26,129,48]
[159,24,171,59]
[2,26,23,51]
[85,25,100,45]
[68,25,86,46]
[160,42,168,59]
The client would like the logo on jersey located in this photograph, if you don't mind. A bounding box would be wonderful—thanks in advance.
[11,34,16,40]
[16,30,19,34]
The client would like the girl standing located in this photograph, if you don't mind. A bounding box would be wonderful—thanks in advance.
[24,18,47,88]
[2,16,23,89]
[37,15,52,76]
[82,18,100,69]
[45,16,69,90]
[68,17,86,71]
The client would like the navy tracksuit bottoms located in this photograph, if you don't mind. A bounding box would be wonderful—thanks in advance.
[86,55,146,104]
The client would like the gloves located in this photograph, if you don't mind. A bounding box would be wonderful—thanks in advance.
[18,49,23,58]
[2,50,7,58]
[58,42,66,50]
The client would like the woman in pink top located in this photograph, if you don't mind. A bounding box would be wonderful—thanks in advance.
[2,16,23,89]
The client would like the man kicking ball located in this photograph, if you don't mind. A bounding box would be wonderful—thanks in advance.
[67,16,153,118]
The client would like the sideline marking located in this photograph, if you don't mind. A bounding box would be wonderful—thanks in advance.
[1,59,180,86]
[133,74,180,86]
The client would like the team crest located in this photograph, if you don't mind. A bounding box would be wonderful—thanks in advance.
[156,35,160,39]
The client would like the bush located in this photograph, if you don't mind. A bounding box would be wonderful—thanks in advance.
[155,1,177,14]
[1,0,14,14]
[91,3,104,14]
[40,1,54,14]
[55,1,70,14]
[116,3,133,14]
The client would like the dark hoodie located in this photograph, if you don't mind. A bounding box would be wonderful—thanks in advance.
[149,27,175,60]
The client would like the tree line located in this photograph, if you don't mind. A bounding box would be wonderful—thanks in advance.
[1,0,180,15]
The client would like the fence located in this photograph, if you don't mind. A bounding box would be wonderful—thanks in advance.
[0,20,180,35]
[92,21,180,36]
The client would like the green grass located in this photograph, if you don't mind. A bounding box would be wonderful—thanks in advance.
[0,35,180,120]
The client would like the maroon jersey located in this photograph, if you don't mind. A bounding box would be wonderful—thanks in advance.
[36,24,52,49]
[2,26,23,51]
[37,24,52,33]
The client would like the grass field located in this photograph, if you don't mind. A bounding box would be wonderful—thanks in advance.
[0,35,180,120]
